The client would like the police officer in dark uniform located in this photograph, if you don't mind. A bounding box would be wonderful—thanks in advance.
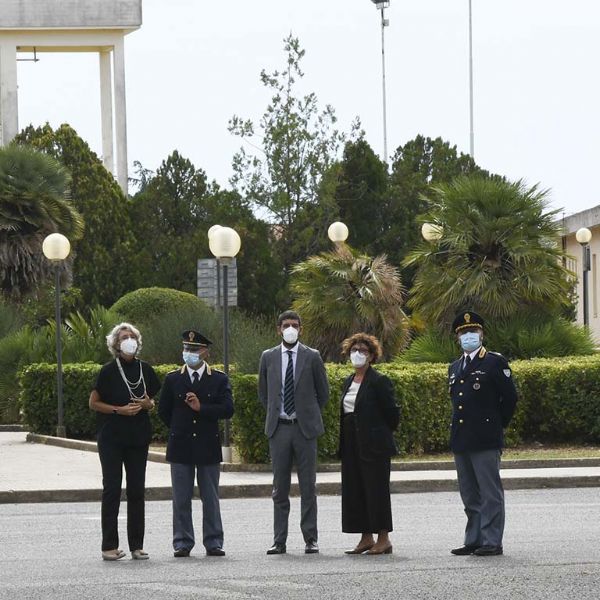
[158,330,234,557]
[448,311,518,557]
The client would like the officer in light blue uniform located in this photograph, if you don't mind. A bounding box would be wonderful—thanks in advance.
[448,311,518,557]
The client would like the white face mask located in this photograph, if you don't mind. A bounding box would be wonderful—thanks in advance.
[120,338,138,355]
[282,326,299,345]
[350,351,368,368]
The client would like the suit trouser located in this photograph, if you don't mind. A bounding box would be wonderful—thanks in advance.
[170,463,223,551]
[269,422,318,545]
[97,436,148,552]
[454,449,505,547]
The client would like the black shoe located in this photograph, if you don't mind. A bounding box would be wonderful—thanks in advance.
[266,543,286,555]
[305,541,319,554]
[450,545,479,556]
[473,545,503,556]
[173,548,191,557]
[206,547,226,557]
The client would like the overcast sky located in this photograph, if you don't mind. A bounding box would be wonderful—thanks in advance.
[16,0,600,216]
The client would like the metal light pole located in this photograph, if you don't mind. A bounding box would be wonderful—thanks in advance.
[576,227,593,327]
[468,0,475,157]
[371,0,390,164]
[209,226,241,463]
[42,233,71,438]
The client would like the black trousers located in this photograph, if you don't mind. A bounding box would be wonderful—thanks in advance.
[97,435,148,551]
[341,413,393,534]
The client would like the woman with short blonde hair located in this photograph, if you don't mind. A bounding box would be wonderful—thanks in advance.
[89,322,160,561]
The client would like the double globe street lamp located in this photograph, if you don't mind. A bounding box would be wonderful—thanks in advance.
[42,233,71,438]
[209,225,241,462]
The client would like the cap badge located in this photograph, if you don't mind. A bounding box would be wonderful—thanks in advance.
[189,332,195,342]
[464,313,471,323]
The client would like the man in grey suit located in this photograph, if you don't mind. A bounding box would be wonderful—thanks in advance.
[258,310,329,555]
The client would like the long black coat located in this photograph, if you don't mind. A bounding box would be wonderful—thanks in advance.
[448,347,518,454]
[158,364,234,465]
[338,366,400,460]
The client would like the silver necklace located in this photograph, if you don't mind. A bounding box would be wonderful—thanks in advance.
[116,357,147,400]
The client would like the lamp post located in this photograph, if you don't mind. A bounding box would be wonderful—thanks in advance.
[209,226,241,462]
[576,227,592,327]
[421,222,443,242]
[42,233,71,438]
[370,0,390,164]
[208,225,223,307]
[327,221,349,245]
[468,0,475,157]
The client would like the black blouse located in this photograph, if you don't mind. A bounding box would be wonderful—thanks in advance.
[93,358,161,444]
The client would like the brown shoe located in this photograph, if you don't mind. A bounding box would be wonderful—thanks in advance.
[365,544,393,555]
[345,542,375,555]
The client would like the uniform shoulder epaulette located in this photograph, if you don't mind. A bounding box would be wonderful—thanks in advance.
[212,367,225,374]
[167,368,178,374]
[488,351,505,358]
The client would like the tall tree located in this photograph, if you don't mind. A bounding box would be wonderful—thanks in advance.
[334,137,389,254]
[15,124,135,307]
[229,35,347,278]
[0,144,83,299]
[387,136,487,270]
[290,245,409,361]
[129,151,282,313]
[404,176,573,330]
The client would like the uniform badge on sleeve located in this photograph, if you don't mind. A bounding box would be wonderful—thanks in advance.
[503,369,511,378]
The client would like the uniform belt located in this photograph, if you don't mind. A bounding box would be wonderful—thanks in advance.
[278,417,298,425]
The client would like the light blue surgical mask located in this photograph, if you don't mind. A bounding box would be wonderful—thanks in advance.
[459,332,481,353]
[182,351,202,369]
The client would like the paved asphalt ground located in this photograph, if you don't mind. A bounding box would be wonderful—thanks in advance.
[2,489,600,600]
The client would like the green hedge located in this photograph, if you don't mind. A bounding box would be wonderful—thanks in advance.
[19,355,600,462]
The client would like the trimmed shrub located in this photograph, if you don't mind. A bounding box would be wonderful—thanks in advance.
[20,355,600,462]
[111,287,212,324]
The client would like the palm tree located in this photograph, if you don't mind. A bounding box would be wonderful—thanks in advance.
[404,176,573,330]
[290,245,409,361]
[0,144,83,298]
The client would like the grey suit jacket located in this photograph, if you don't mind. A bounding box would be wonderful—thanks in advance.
[258,343,329,439]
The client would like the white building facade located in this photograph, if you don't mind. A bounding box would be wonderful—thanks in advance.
[0,0,141,193]
[562,206,600,343]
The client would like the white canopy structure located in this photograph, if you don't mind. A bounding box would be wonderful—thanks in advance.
[0,0,142,193]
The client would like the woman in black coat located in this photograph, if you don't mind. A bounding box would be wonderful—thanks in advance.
[339,333,400,555]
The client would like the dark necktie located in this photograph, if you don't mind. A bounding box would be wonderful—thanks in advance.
[192,371,199,386]
[463,355,472,373]
[283,350,295,416]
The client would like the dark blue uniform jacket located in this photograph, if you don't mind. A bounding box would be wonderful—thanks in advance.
[448,347,518,454]
[158,364,234,465]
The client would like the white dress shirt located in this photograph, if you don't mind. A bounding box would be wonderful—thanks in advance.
[186,362,206,384]
[462,346,481,370]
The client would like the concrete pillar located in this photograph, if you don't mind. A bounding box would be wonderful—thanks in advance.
[0,43,18,145]
[113,36,128,195]
[99,49,114,175]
